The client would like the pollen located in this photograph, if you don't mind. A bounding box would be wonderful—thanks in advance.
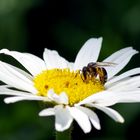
[33,68,105,106]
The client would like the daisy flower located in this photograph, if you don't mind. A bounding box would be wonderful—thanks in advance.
[0,37,140,133]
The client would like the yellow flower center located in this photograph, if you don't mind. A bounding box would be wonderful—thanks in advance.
[33,68,105,106]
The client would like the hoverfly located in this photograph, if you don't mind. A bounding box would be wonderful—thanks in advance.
[81,62,116,84]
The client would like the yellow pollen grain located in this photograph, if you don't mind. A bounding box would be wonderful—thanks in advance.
[33,68,105,106]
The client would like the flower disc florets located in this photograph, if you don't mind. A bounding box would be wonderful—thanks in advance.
[34,68,105,106]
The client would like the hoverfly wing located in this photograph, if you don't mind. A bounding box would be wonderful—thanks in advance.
[96,62,117,67]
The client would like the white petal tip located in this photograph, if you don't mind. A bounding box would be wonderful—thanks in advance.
[39,112,44,116]
[39,111,50,117]
[83,126,91,133]
[95,124,101,130]
[0,49,9,53]
[98,37,103,41]
[133,49,139,54]
[97,127,101,130]
[55,125,69,132]
[88,37,103,42]
[4,98,13,104]
[39,108,55,116]
[84,130,91,133]
[118,118,125,123]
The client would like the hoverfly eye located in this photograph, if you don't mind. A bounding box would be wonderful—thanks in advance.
[82,66,88,72]
[87,62,96,67]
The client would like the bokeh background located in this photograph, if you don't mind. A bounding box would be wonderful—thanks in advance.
[0,0,140,139]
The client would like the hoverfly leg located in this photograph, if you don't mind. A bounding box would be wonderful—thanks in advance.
[102,68,107,84]
[98,67,107,84]
[81,66,89,81]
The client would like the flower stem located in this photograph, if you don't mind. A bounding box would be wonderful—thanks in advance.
[56,126,72,140]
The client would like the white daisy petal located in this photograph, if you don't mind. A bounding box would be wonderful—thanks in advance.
[0,85,14,91]
[4,95,45,104]
[4,61,33,80]
[0,61,33,84]
[0,89,32,96]
[76,91,115,106]
[77,106,101,130]
[39,108,55,116]
[43,48,68,69]
[79,86,140,106]
[4,96,26,104]
[108,76,140,91]
[89,104,124,123]
[74,37,103,70]
[68,106,91,133]
[103,47,138,79]
[54,105,73,132]
[0,86,47,101]
[47,89,68,104]
[109,91,140,103]
[106,68,140,87]
[58,92,69,104]
[104,47,132,62]
[0,49,46,76]
[0,61,37,94]
[68,62,74,71]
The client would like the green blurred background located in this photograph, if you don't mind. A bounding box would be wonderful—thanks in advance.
[0,0,140,139]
